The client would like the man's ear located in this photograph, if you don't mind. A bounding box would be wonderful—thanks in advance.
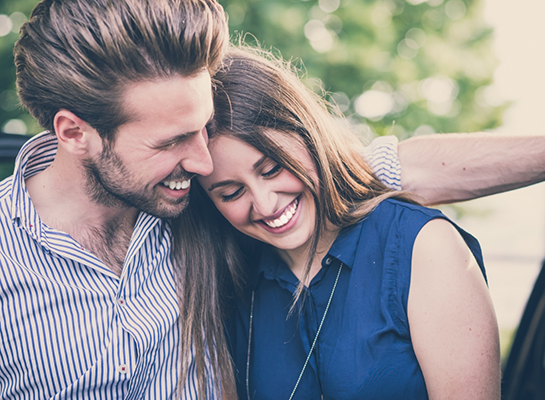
[53,110,102,156]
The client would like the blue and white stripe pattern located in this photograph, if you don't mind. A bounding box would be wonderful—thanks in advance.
[0,132,216,399]
[362,135,402,191]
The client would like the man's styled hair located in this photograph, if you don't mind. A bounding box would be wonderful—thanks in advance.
[14,0,228,141]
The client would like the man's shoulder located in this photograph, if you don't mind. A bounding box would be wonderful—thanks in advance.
[0,175,14,219]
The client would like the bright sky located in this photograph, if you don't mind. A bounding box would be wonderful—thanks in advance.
[483,0,545,136]
[457,0,545,333]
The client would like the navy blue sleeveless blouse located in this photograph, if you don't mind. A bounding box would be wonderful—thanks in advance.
[226,199,486,400]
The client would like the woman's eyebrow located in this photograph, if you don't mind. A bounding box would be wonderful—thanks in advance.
[253,155,267,170]
[208,179,236,192]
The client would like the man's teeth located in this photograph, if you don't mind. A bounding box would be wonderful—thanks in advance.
[162,179,191,190]
[264,199,298,228]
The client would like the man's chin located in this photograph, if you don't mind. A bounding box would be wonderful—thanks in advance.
[143,196,190,219]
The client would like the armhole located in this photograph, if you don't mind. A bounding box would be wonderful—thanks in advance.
[385,210,446,335]
[390,213,487,334]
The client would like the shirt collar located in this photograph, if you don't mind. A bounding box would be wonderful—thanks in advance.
[256,219,366,284]
[326,220,366,269]
[8,132,162,256]
[257,245,291,282]
[10,132,58,236]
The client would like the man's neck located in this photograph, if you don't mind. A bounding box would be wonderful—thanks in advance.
[25,154,138,276]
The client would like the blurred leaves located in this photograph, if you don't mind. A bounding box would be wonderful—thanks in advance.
[0,0,41,136]
[220,0,508,139]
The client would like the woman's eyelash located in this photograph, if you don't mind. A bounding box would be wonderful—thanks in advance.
[219,163,281,202]
[221,187,244,202]
[262,164,282,178]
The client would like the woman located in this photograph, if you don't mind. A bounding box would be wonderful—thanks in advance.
[175,46,500,399]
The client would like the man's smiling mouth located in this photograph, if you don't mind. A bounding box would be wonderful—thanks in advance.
[162,179,191,190]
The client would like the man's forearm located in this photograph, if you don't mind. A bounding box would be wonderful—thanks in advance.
[398,133,545,205]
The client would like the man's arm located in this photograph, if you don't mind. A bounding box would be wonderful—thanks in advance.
[398,133,545,205]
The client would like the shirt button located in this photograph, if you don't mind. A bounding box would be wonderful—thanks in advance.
[325,257,333,265]
[117,298,126,306]
[117,364,128,374]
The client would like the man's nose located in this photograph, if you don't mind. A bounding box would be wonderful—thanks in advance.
[180,129,214,177]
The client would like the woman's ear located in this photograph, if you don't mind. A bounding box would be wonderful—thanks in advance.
[53,109,102,156]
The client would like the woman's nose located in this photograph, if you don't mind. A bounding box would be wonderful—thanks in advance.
[251,188,278,218]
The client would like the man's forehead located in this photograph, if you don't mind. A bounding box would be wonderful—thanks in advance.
[120,73,213,123]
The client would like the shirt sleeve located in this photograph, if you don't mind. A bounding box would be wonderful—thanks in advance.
[361,135,401,191]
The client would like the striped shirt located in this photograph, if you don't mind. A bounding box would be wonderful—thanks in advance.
[0,132,216,399]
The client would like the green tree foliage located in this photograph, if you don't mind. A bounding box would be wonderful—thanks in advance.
[0,0,41,136]
[0,0,506,141]
[221,0,508,138]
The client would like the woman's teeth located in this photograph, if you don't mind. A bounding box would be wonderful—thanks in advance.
[162,179,191,190]
[264,199,298,228]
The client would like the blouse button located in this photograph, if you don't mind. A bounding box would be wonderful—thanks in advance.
[117,364,128,374]
[325,257,333,265]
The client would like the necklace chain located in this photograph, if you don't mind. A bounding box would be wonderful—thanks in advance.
[246,262,344,400]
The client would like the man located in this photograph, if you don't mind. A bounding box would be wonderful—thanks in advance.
[1,0,229,398]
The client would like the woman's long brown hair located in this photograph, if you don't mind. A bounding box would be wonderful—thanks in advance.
[170,44,419,398]
[208,45,418,305]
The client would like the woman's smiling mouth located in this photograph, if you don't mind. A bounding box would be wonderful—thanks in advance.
[261,198,299,228]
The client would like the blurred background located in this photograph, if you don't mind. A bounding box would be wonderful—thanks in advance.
[0,0,544,361]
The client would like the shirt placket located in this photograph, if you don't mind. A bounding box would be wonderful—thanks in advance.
[112,292,139,382]
[300,288,320,377]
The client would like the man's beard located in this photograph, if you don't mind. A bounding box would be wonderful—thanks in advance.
[82,143,190,219]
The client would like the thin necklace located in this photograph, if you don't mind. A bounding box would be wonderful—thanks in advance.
[246,262,344,400]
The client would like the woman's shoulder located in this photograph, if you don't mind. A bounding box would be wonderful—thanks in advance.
[367,198,486,279]
[374,197,442,218]
[363,198,446,235]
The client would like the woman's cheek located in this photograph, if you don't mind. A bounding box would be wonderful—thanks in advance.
[220,204,248,228]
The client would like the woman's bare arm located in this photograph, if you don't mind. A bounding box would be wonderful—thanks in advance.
[408,219,500,399]
[398,133,545,205]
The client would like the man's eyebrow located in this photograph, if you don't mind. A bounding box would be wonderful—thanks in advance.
[156,110,215,148]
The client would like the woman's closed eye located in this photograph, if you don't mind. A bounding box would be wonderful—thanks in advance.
[262,163,282,178]
[220,186,245,202]
[216,162,282,202]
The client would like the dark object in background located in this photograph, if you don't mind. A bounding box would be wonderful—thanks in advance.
[0,132,31,180]
[501,259,545,400]
[0,132,30,163]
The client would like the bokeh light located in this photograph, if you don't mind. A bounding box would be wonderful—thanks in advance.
[319,0,340,14]
[3,119,27,135]
[304,19,335,53]
[0,15,13,37]
[355,90,395,120]
[226,4,245,26]
[445,0,467,20]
